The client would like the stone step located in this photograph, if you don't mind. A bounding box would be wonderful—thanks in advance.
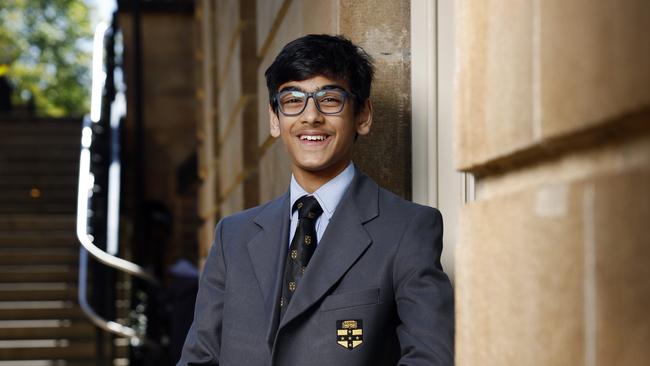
[0,172,79,180]
[0,188,77,197]
[0,139,80,148]
[0,322,95,340]
[0,194,78,204]
[0,306,85,321]
[0,340,95,361]
[0,197,77,208]
[0,189,78,200]
[0,149,80,161]
[0,207,78,217]
[0,139,80,149]
[0,204,77,214]
[0,130,79,139]
[0,126,80,136]
[0,199,79,209]
[0,176,79,187]
[0,249,78,265]
[0,129,80,138]
[0,129,79,136]
[0,164,79,175]
[0,270,77,283]
[0,166,78,173]
[0,215,76,230]
[0,361,119,366]
[0,232,78,247]
[0,125,79,134]
[0,147,79,156]
[0,124,79,132]
[0,286,78,301]
[0,128,80,136]
[0,116,80,128]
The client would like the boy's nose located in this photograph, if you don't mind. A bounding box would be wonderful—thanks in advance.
[301,98,323,123]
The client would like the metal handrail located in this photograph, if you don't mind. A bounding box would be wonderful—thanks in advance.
[76,117,158,285]
[76,116,157,343]
[76,22,158,344]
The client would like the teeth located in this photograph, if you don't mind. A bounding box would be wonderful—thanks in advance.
[301,135,326,141]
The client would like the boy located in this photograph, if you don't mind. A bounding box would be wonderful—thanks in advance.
[178,34,454,365]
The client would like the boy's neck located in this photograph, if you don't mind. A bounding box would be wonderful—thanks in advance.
[292,161,352,193]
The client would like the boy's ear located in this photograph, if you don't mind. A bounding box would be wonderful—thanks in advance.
[356,99,373,136]
[269,105,280,137]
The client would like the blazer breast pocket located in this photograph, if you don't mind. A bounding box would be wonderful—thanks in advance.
[320,288,380,312]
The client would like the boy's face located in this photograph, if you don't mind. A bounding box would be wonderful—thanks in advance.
[269,75,372,181]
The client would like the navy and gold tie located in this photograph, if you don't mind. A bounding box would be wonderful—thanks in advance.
[280,195,323,315]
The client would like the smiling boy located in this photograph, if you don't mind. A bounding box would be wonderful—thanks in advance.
[178,34,454,366]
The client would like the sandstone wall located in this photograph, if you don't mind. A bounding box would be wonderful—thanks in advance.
[455,1,650,364]
[196,0,413,256]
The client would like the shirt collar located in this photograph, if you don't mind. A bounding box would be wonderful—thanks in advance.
[289,162,355,219]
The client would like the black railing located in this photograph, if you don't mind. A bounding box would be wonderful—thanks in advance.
[76,20,164,365]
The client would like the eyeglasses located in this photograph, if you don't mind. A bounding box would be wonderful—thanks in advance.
[275,88,352,116]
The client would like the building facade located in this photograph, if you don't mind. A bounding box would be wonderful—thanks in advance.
[192,0,649,364]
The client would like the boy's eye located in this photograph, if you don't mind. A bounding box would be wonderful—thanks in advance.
[280,92,306,104]
[318,93,343,105]
[284,97,304,104]
[321,97,340,103]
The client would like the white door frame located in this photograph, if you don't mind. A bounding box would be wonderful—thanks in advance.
[411,0,474,282]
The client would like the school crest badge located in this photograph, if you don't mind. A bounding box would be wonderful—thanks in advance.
[336,319,363,350]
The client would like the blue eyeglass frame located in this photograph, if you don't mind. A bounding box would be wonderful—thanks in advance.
[275,88,355,116]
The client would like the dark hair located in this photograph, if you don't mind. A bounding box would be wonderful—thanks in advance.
[265,34,374,115]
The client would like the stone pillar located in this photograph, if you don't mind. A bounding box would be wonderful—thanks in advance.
[201,0,414,255]
[455,1,650,364]
[340,0,412,198]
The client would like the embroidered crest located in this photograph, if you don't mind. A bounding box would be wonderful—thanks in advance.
[336,319,363,350]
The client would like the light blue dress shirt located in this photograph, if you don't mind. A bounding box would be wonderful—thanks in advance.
[288,162,355,247]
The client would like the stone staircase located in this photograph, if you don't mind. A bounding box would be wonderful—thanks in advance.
[0,117,100,364]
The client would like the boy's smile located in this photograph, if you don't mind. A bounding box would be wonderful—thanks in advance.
[269,75,373,192]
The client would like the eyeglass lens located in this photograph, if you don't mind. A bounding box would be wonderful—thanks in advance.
[278,89,346,115]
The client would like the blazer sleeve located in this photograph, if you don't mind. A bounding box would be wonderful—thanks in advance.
[177,220,227,365]
[393,207,454,365]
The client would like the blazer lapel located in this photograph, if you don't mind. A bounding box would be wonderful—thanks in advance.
[277,172,379,331]
[247,192,291,346]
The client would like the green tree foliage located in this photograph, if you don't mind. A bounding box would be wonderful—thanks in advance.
[0,0,93,117]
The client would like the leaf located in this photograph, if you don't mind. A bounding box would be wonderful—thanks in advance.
[0,0,93,116]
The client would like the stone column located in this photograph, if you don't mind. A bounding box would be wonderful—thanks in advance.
[455,1,650,364]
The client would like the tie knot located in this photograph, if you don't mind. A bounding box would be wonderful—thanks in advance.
[293,195,323,220]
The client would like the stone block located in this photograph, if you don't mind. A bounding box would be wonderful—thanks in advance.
[457,163,650,365]
[220,182,244,218]
[199,220,215,267]
[258,49,274,147]
[256,0,286,55]
[455,0,536,170]
[540,0,650,139]
[259,140,291,202]
[302,0,337,34]
[218,114,244,198]
[217,41,242,136]
[216,0,239,79]
[455,0,650,171]
[256,0,337,58]
[457,182,585,365]
[256,0,338,146]
[255,0,300,148]
[339,0,412,198]
[592,169,650,365]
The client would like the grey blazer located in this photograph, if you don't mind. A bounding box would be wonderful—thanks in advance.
[178,171,454,365]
